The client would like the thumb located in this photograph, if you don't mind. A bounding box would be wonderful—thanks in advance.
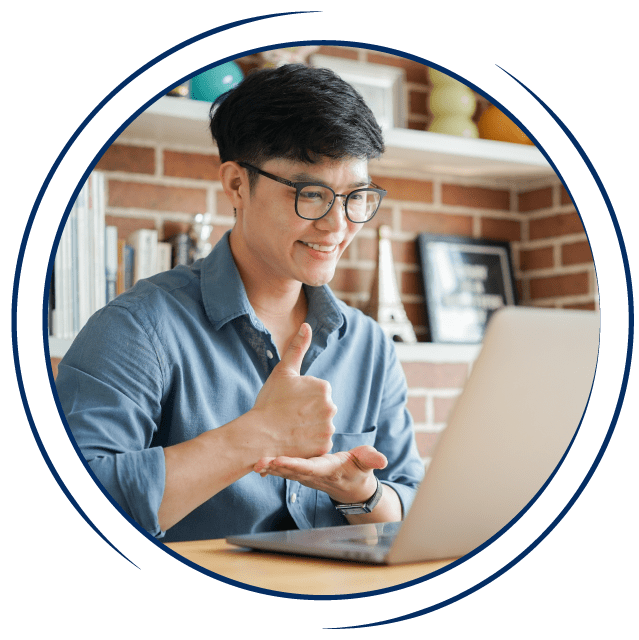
[349,445,388,471]
[275,322,312,376]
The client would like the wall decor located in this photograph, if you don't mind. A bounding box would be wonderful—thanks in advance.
[418,233,517,343]
[309,54,406,130]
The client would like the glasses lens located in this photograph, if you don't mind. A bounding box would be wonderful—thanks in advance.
[346,189,381,222]
[297,185,335,219]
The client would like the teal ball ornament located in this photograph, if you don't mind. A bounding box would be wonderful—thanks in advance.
[190,62,244,102]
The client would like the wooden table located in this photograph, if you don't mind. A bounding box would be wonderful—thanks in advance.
[164,538,455,595]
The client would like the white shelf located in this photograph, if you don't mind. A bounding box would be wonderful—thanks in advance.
[117,96,554,180]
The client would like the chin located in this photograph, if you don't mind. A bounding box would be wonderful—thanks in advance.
[301,270,335,288]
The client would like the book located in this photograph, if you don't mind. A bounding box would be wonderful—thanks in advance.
[49,170,107,339]
[127,229,158,284]
[105,225,118,302]
[123,243,135,291]
[157,241,172,274]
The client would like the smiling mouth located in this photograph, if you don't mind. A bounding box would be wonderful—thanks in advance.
[300,241,338,253]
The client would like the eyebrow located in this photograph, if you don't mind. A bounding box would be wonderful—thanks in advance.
[289,172,372,189]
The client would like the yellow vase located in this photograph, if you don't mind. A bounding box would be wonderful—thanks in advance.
[427,69,478,138]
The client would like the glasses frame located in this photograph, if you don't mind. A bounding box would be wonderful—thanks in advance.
[237,161,387,223]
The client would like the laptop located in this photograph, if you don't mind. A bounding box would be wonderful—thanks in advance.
[226,306,600,564]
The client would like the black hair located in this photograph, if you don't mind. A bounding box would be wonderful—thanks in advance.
[209,63,384,174]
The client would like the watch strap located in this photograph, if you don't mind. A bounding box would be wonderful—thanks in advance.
[330,477,383,515]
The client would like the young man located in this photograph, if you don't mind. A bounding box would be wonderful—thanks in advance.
[56,64,424,543]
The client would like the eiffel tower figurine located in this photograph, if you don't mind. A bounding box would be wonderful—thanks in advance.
[364,225,417,343]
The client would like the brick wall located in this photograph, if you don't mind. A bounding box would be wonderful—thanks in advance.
[52,46,597,466]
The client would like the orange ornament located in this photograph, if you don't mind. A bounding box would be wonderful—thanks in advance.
[478,105,534,145]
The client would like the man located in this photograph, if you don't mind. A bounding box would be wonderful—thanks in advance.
[56,63,424,543]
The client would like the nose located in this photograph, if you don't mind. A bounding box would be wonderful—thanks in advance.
[316,195,348,231]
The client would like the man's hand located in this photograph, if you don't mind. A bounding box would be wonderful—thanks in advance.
[253,445,388,505]
[249,323,336,460]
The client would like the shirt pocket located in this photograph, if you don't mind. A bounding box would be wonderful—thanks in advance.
[330,425,378,453]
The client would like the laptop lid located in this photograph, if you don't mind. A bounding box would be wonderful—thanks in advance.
[385,306,599,563]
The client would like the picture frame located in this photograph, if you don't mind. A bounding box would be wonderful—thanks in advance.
[417,233,518,343]
[309,54,406,130]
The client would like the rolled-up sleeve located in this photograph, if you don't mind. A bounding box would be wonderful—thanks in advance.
[55,302,167,537]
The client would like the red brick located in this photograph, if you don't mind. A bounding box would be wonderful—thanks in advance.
[371,176,433,203]
[529,272,590,299]
[401,270,423,296]
[560,185,574,206]
[316,45,359,60]
[105,215,156,240]
[96,144,155,174]
[562,240,593,266]
[442,184,510,210]
[108,180,207,214]
[433,396,458,424]
[365,52,429,84]
[403,301,428,329]
[409,89,428,117]
[415,432,440,458]
[210,225,234,246]
[370,206,393,228]
[392,239,418,265]
[563,301,596,311]
[330,267,373,294]
[407,120,427,131]
[480,217,521,242]
[162,220,191,239]
[519,246,554,271]
[163,151,221,181]
[518,187,552,212]
[216,191,235,217]
[402,362,469,388]
[406,397,426,423]
[529,213,585,240]
[402,210,473,235]
[357,236,378,261]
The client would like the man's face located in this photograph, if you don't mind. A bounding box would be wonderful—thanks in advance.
[231,156,370,288]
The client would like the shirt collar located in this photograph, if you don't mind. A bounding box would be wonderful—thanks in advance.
[199,231,346,339]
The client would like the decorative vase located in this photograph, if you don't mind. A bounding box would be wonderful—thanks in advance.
[190,61,244,102]
[478,104,534,145]
[427,68,478,138]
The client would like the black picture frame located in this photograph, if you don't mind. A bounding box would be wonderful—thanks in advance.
[417,233,518,343]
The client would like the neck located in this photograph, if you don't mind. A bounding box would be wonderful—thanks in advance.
[228,230,308,327]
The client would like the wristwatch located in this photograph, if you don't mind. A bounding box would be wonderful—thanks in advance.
[330,477,383,515]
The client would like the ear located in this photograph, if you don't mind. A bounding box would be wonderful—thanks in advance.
[219,161,250,210]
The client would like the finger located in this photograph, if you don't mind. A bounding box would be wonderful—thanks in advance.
[253,457,276,473]
[274,323,312,377]
[348,445,388,471]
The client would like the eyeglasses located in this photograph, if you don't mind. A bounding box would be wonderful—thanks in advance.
[238,162,386,223]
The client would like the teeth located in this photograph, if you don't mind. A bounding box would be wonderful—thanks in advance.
[302,242,335,252]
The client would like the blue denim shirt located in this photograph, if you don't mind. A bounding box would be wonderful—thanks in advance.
[55,232,424,542]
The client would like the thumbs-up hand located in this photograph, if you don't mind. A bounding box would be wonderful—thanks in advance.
[250,323,336,460]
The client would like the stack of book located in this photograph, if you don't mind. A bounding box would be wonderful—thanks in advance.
[50,172,107,340]
[49,172,190,340]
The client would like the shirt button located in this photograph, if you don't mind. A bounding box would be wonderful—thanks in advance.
[266,349,274,359]
[290,493,297,504]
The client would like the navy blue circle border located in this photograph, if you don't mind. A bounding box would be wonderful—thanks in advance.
[11,12,634,630]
